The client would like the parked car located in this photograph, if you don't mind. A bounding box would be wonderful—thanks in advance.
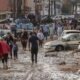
[44,33,80,52]
[61,30,80,37]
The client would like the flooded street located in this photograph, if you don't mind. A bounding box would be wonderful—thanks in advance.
[0,43,80,80]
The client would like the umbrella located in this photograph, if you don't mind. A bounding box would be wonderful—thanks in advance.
[0,41,10,58]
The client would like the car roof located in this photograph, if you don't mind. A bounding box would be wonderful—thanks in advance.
[63,30,80,33]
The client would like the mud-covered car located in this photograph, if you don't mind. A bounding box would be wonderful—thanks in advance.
[61,30,80,37]
[44,33,80,52]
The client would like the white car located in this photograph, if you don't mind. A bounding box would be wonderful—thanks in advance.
[61,30,80,37]
[44,33,80,52]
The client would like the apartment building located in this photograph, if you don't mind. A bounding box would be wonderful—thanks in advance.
[24,0,62,16]
[24,0,35,14]
[41,0,62,16]
[0,0,11,22]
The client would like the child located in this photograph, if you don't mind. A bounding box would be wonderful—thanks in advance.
[13,40,18,60]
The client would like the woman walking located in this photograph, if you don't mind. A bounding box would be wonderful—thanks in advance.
[21,30,28,51]
[0,37,10,69]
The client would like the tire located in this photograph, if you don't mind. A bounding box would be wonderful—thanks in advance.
[55,45,64,51]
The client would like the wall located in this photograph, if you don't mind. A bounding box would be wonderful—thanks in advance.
[0,0,10,12]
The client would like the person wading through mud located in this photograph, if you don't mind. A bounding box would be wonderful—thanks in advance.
[29,32,39,65]
[21,30,28,51]
[0,37,10,69]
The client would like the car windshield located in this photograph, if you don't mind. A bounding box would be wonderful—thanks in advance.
[61,31,80,37]
[62,34,73,39]
[61,33,80,41]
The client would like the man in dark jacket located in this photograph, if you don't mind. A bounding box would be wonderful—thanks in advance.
[29,32,39,64]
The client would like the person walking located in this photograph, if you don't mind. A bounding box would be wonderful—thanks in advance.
[57,22,63,37]
[29,32,39,64]
[13,39,18,60]
[37,30,44,47]
[43,24,49,40]
[0,37,10,69]
[5,33,14,59]
[71,18,78,29]
[49,23,55,40]
[21,30,28,51]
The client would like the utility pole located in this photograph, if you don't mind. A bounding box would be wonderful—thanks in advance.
[54,0,56,16]
[51,0,54,16]
[48,0,51,17]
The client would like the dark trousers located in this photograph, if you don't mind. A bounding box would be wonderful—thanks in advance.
[2,54,8,64]
[10,45,13,59]
[21,40,27,49]
[39,40,43,47]
[31,48,38,63]
[44,32,48,40]
[13,50,18,59]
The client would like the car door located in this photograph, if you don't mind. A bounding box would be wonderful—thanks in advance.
[66,33,80,49]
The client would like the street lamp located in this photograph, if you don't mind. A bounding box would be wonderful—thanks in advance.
[53,0,56,16]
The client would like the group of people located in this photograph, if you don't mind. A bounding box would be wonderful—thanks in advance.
[0,33,18,69]
[21,29,44,50]
[0,28,45,69]
[20,29,44,64]
[0,18,78,69]
[49,18,78,40]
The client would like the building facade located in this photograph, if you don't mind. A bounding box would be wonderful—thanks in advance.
[0,0,10,12]
[0,0,12,22]
[24,0,62,16]
[24,0,35,14]
[41,0,62,16]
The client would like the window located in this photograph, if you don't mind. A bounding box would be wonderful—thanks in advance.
[69,34,80,41]
[1,14,6,19]
[0,14,6,20]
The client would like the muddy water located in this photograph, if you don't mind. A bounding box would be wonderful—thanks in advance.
[0,47,80,80]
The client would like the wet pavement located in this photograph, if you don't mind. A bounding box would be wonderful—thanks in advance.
[0,42,80,80]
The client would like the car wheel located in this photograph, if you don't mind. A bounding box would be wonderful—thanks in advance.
[55,45,64,51]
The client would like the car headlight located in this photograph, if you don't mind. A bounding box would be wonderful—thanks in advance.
[44,45,50,48]
[44,45,56,48]
[50,45,56,48]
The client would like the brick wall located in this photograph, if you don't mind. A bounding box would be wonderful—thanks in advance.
[0,0,10,12]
